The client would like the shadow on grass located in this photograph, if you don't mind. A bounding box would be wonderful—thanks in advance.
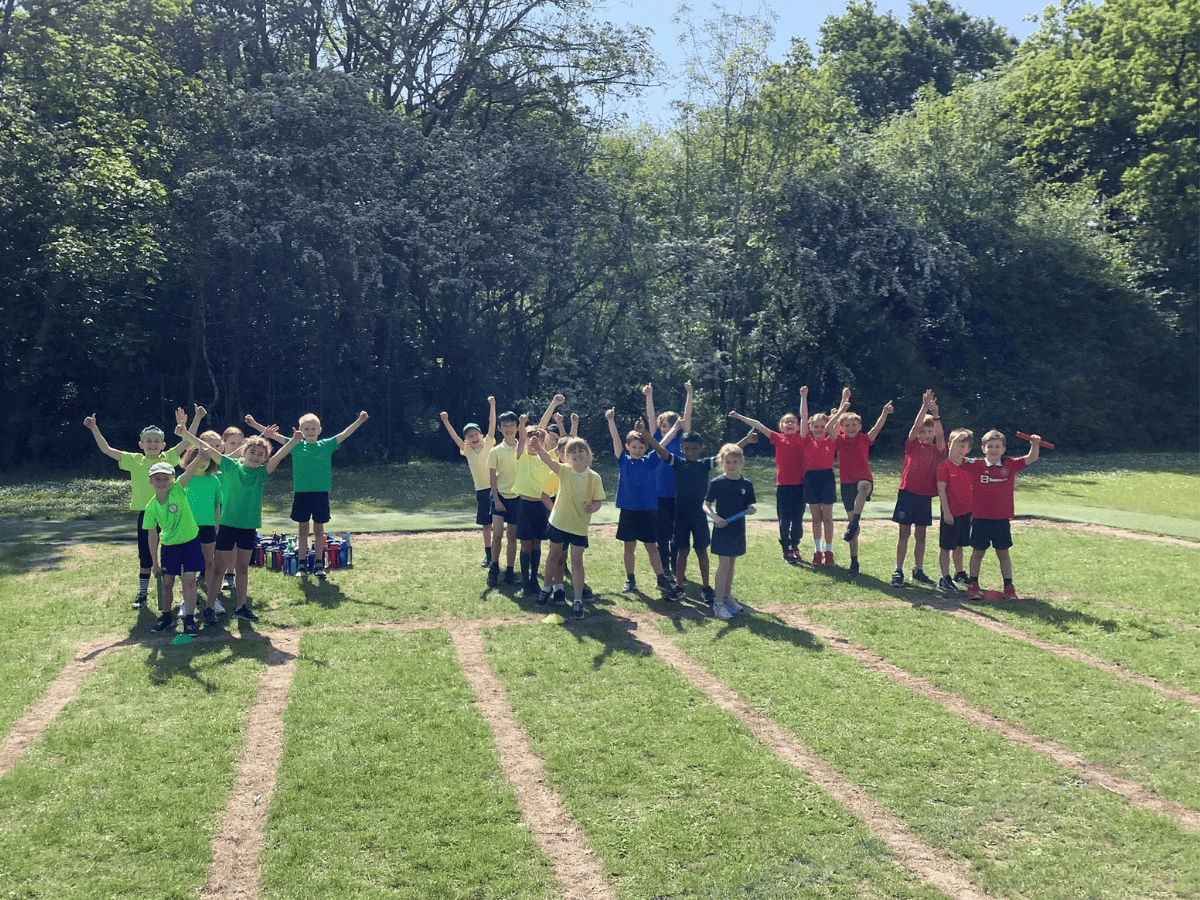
[0,541,68,576]
[963,595,1173,638]
[293,571,393,614]
[140,624,289,691]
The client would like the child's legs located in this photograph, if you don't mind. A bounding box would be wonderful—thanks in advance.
[969,548,987,578]
[642,541,663,575]
[695,548,711,585]
[181,572,198,615]
[313,521,326,564]
[912,525,927,568]
[952,547,964,574]
[812,504,833,543]
[201,542,219,601]
[490,514,505,558]
[568,546,587,599]
[504,523,518,566]
[234,547,252,606]
[713,556,732,599]
[482,522,493,552]
[137,512,154,577]
[938,548,952,577]
[161,573,176,611]
[675,547,689,582]
[995,547,1013,580]
[623,541,638,574]
[895,524,912,566]
[297,520,311,556]
[545,543,565,584]
[852,480,872,517]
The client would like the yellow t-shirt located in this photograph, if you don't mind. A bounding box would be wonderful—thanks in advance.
[548,468,605,537]
[462,435,496,491]
[513,450,552,499]
[542,469,560,499]
[120,449,182,511]
[488,441,520,499]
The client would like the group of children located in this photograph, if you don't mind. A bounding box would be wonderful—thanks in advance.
[445,383,1044,619]
[86,406,368,635]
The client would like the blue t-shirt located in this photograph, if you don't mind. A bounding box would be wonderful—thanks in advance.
[654,432,682,498]
[615,452,660,511]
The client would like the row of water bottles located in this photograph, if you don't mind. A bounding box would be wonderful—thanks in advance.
[251,532,353,574]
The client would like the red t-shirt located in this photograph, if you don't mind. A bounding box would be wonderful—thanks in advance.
[963,457,1028,520]
[899,438,945,497]
[769,432,807,485]
[801,434,836,471]
[937,458,974,517]
[835,433,874,484]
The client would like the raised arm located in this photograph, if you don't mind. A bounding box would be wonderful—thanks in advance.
[486,396,497,440]
[515,412,530,457]
[336,411,369,444]
[569,413,579,437]
[439,411,467,452]
[643,383,656,430]
[737,429,758,449]
[177,443,213,490]
[1022,434,1042,465]
[83,415,122,461]
[907,390,933,442]
[928,393,945,452]
[265,428,303,475]
[605,408,622,458]
[826,388,851,437]
[535,443,561,473]
[636,418,671,461]
[868,401,894,441]
[681,380,694,432]
[244,414,288,445]
[798,386,810,435]
[538,394,565,430]
[728,410,772,438]
[169,405,206,456]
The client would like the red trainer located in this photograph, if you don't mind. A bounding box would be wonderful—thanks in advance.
[966,582,980,600]
[812,551,823,567]
[1004,584,1018,600]
[823,550,835,567]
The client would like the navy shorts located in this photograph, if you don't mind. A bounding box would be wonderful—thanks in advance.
[673,506,711,554]
[970,518,1013,551]
[291,491,331,524]
[161,537,205,574]
[803,469,836,505]
[216,525,258,552]
[475,488,492,526]
[547,524,589,548]
[892,489,933,527]
[516,497,550,541]
[491,494,519,525]
[939,512,973,550]
[840,481,872,513]
[616,508,657,543]
[196,525,217,544]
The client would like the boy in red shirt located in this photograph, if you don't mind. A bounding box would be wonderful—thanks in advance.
[936,429,975,591]
[800,386,849,567]
[890,390,946,587]
[964,430,1042,600]
[836,393,893,577]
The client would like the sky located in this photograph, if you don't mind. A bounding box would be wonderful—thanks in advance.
[596,0,1046,123]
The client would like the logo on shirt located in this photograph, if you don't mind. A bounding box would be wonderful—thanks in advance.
[168,503,178,513]
[980,470,1009,485]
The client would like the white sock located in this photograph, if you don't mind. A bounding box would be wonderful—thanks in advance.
[823,542,832,552]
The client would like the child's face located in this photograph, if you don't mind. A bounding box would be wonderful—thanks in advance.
[810,415,830,439]
[243,443,269,467]
[841,418,862,438]
[223,431,244,453]
[139,434,165,457]
[951,435,972,458]
[499,421,518,442]
[681,440,703,461]
[917,422,937,444]
[779,415,799,435]
[983,438,1005,462]
[721,454,743,478]
[658,413,677,433]
[625,437,648,459]
[299,419,322,442]
[566,445,592,472]
[148,472,173,493]
[463,428,483,450]
[527,430,542,452]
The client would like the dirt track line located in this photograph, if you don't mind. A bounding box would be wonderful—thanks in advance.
[622,612,1001,900]
[449,624,614,900]
[768,606,1200,833]
[201,631,300,900]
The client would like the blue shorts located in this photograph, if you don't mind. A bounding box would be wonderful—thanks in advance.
[216,525,258,552]
[161,537,205,575]
[291,491,331,524]
[491,494,519,525]
[803,469,836,505]
[196,525,217,544]
[892,489,933,527]
[516,497,549,541]
[547,524,589,548]
[970,518,1013,551]
[841,481,872,513]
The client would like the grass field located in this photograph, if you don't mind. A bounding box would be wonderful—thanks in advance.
[0,454,1197,899]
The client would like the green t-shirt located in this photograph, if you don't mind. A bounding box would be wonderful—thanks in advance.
[219,457,271,529]
[184,471,223,527]
[291,438,339,493]
[120,449,181,512]
[142,482,199,546]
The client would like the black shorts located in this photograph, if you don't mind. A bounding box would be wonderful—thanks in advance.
[892,489,933,527]
[216,525,258,552]
[547,524,589,548]
[616,508,657,543]
[803,469,836,505]
[673,506,711,554]
[196,524,218,544]
[290,491,331,524]
[840,481,873,513]
[475,488,492,526]
[491,494,519,525]
[161,537,205,575]
[516,497,550,541]
[939,512,973,550]
[970,518,1013,551]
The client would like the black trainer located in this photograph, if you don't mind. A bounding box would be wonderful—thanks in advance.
[621,576,636,592]
[890,570,904,587]
[537,587,551,607]
[911,569,935,585]
[580,585,593,601]
[203,607,219,627]
[938,575,959,592]
[848,559,860,577]
[553,586,566,605]
[132,593,148,610]
[503,568,519,585]
[954,570,970,584]
[183,615,199,636]
[314,566,327,580]
[487,563,500,588]
[701,585,716,604]
[656,572,674,593]
[151,611,174,632]
[234,605,259,622]
[572,600,585,619]
[843,517,860,541]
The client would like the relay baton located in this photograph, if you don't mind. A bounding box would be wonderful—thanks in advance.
[723,510,748,523]
[1015,431,1054,450]
[156,573,165,612]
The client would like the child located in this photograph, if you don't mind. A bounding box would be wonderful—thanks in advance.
[514,415,553,595]
[891,390,946,587]
[800,386,849,568]
[182,425,302,621]
[963,431,1042,600]
[936,429,975,591]
[728,389,807,563]
[836,394,893,576]
[606,409,672,595]
[705,444,756,619]
[486,410,522,587]
[439,397,497,567]
[84,407,201,608]
[535,437,605,618]
[644,381,692,575]
[144,446,217,634]
[180,441,225,622]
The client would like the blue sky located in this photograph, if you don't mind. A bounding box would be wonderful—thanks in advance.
[598,0,1045,122]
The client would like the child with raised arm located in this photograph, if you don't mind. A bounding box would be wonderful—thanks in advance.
[514,415,553,595]
[144,445,218,635]
[535,437,605,618]
[936,429,975,591]
[439,397,497,567]
[800,386,849,568]
[891,390,947,587]
[705,444,756,620]
[963,431,1042,601]
[84,406,202,609]
[486,410,522,588]
[180,442,225,622]
[728,388,808,563]
[180,424,302,622]
[606,408,672,596]
[644,381,692,576]
[836,394,893,576]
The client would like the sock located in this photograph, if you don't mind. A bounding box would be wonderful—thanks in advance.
[955,570,966,579]
[483,547,492,562]
[851,556,858,563]
[914,565,925,573]
[814,540,822,552]
[520,551,530,582]
[894,565,903,574]
[822,542,832,552]
[138,575,150,597]
[530,548,540,580]
[969,576,979,584]
[627,572,635,581]
[1003,578,1013,586]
